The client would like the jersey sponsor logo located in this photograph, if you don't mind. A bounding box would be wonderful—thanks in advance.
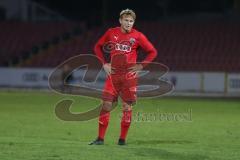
[103,41,132,53]
[115,43,131,52]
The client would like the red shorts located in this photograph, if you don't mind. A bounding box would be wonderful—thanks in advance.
[102,73,137,105]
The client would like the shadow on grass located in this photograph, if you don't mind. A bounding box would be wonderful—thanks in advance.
[132,147,208,160]
[124,139,209,160]
[132,139,194,145]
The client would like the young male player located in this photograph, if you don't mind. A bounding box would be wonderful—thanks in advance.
[90,9,157,145]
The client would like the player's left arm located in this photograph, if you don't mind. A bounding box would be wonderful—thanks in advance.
[129,32,157,73]
[138,32,158,67]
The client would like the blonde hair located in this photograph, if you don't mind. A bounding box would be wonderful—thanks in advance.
[120,9,136,20]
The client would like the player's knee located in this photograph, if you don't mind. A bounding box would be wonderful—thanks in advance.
[122,103,132,111]
[102,101,113,111]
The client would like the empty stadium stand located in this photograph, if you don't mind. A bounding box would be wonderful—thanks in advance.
[1,21,240,72]
[0,21,79,66]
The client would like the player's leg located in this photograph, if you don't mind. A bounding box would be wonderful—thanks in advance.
[118,102,133,145]
[98,101,112,140]
[118,74,137,145]
[89,76,118,145]
[89,100,116,145]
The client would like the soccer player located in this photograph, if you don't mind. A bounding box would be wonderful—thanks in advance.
[89,9,157,145]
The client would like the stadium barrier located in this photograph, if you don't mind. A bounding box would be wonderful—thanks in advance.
[0,67,240,97]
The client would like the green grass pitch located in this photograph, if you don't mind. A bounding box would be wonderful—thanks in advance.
[0,90,240,160]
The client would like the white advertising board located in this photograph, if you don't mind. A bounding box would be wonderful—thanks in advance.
[228,74,240,93]
[203,72,225,92]
[0,68,51,87]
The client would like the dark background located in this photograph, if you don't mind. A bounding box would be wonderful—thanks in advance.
[33,0,235,22]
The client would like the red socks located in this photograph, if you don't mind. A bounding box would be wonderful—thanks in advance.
[120,110,132,140]
[97,109,132,141]
[98,109,110,139]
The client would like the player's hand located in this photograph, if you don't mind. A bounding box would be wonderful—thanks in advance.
[128,64,143,74]
[103,63,115,75]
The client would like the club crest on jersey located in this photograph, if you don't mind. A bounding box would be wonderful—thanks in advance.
[129,38,136,45]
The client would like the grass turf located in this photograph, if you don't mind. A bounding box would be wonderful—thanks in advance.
[0,90,240,160]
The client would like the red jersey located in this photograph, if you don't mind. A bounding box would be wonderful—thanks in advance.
[94,27,157,73]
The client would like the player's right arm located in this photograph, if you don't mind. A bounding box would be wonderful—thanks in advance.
[94,29,114,75]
